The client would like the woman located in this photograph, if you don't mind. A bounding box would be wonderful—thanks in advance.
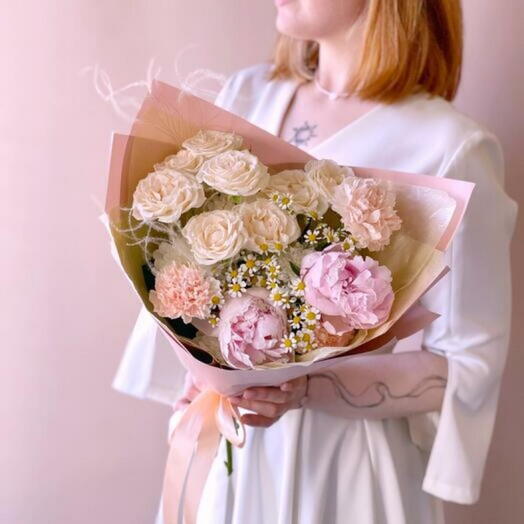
[114,1,518,522]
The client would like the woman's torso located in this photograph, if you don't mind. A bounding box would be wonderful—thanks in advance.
[191,62,493,524]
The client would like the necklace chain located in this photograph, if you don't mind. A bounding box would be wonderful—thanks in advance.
[313,73,351,101]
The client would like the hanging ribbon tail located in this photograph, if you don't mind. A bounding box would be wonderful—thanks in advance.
[161,390,247,524]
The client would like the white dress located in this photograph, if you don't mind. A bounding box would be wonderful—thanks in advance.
[112,63,518,524]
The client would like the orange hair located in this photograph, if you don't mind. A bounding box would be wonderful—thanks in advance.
[270,0,463,103]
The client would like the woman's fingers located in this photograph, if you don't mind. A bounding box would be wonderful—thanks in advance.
[240,413,279,428]
[230,397,283,419]
[241,387,292,404]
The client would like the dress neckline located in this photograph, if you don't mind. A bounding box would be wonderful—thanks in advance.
[273,78,387,155]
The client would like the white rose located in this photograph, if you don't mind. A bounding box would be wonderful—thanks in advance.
[182,130,243,159]
[305,159,354,202]
[265,169,328,217]
[154,149,204,174]
[197,149,270,196]
[132,170,205,223]
[183,210,247,265]
[238,199,301,253]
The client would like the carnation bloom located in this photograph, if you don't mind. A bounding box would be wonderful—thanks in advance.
[301,246,394,332]
[331,176,402,251]
[149,262,220,322]
[218,288,291,369]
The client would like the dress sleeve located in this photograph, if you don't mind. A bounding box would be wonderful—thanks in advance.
[415,130,518,503]
[110,72,243,405]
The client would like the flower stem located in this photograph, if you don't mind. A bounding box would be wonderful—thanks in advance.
[224,439,233,476]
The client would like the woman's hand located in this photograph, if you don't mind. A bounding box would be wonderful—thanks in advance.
[229,376,308,428]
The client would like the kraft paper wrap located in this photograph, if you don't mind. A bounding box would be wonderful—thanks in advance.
[104,80,474,524]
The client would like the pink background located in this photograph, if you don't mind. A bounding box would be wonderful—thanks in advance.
[2,1,522,523]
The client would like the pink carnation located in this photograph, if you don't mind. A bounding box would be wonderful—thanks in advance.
[301,246,394,332]
[331,177,402,251]
[218,288,290,369]
[149,262,220,322]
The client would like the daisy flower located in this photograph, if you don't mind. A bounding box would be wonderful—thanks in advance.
[301,306,321,326]
[240,254,259,275]
[280,334,298,351]
[291,278,306,297]
[322,226,340,243]
[228,278,247,297]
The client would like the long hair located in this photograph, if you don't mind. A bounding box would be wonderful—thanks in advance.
[270,0,463,103]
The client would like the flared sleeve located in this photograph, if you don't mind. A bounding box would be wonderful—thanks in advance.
[111,72,242,405]
[414,130,518,503]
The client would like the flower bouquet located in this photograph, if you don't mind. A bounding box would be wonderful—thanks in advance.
[104,80,474,524]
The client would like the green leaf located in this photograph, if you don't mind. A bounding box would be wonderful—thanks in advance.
[289,261,301,276]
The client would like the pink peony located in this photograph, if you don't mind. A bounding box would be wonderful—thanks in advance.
[218,288,290,369]
[331,177,402,251]
[149,262,220,322]
[301,246,394,332]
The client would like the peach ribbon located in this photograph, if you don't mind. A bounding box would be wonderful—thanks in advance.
[162,389,246,524]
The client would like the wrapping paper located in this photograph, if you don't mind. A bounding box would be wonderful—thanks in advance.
[104,80,474,524]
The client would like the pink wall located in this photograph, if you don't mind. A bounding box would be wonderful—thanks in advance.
[2,1,522,523]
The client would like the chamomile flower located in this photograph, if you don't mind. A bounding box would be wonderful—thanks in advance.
[207,314,220,328]
[291,278,306,297]
[269,287,289,308]
[270,241,285,253]
[304,228,320,246]
[228,278,247,297]
[288,313,303,329]
[341,236,357,253]
[270,192,294,212]
[253,275,268,288]
[226,266,245,282]
[301,306,321,326]
[265,277,281,290]
[297,329,318,352]
[210,293,224,308]
[280,334,298,351]
[279,193,294,212]
[257,242,270,254]
[322,226,340,243]
[279,293,296,310]
[240,254,258,275]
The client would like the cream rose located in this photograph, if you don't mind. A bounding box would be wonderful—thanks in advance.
[238,199,301,253]
[132,170,205,223]
[182,130,243,159]
[154,149,204,174]
[182,209,247,265]
[305,159,354,202]
[197,149,270,196]
[265,169,328,217]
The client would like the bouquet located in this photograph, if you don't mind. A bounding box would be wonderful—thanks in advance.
[104,80,474,524]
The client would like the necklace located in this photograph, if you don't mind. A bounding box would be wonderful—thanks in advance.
[313,73,352,101]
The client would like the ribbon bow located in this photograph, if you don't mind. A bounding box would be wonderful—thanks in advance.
[162,389,246,524]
